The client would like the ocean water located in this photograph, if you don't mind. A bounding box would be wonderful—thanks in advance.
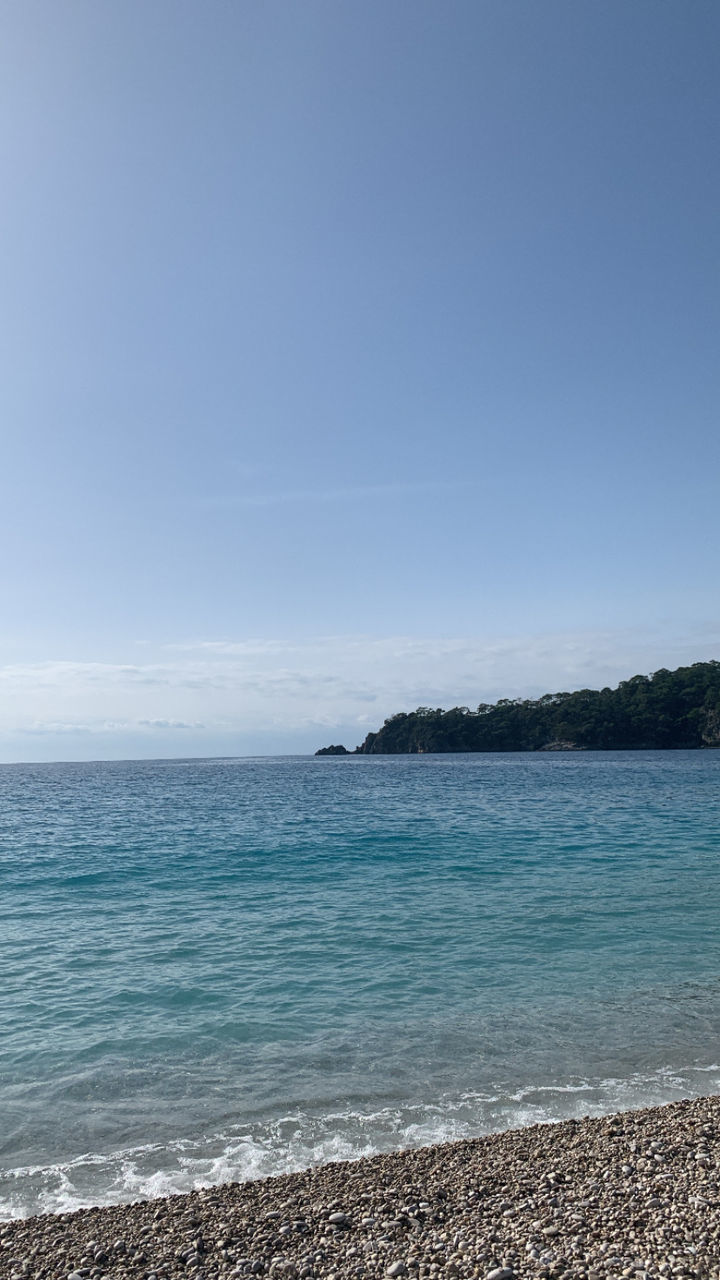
[1,751,720,1220]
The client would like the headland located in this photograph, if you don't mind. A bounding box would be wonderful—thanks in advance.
[316,661,720,754]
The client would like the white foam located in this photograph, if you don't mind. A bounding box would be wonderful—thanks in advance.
[3,1064,719,1220]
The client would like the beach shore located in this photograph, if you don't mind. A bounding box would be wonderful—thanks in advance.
[1,1095,718,1280]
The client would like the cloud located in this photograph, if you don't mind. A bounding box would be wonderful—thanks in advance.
[18,718,204,735]
[1,621,718,759]
[0,661,167,688]
[19,720,131,736]
[138,719,205,730]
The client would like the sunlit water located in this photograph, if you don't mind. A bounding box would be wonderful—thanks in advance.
[1,751,719,1218]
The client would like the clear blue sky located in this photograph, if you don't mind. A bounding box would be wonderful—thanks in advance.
[1,0,718,760]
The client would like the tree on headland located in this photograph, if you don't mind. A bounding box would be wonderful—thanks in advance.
[315,661,720,755]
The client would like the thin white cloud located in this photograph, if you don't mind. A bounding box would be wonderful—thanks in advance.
[164,639,299,657]
[19,720,130,736]
[138,719,205,730]
[0,661,160,687]
[19,718,205,735]
[0,622,718,759]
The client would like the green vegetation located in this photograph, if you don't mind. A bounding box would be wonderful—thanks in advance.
[316,661,720,755]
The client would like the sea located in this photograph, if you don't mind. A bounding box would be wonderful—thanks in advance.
[1,750,719,1220]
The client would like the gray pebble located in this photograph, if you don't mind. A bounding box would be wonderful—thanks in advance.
[1,1096,720,1280]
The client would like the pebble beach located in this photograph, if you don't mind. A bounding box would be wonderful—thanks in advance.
[1,1096,718,1280]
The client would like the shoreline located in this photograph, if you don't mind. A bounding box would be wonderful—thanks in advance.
[1,1095,718,1279]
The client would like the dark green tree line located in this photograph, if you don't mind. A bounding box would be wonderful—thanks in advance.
[316,661,720,754]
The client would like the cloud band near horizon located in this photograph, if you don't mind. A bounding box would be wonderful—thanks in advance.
[0,623,718,759]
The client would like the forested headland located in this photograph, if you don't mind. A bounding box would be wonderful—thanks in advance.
[315,660,720,755]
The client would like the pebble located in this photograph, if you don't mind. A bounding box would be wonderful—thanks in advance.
[1,1096,719,1280]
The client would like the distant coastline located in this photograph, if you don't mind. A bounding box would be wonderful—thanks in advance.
[317,659,720,755]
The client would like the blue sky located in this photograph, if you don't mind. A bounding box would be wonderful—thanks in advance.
[1,0,718,760]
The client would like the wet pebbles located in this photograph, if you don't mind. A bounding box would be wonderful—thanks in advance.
[1,1095,718,1280]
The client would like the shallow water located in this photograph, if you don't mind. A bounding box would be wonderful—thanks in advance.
[1,751,719,1217]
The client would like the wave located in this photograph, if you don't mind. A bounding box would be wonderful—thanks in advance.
[3,1062,718,1221]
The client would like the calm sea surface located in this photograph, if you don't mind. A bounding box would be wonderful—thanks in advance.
[1,751,719,1218]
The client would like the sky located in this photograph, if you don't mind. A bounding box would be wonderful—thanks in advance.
[1,0,719,761]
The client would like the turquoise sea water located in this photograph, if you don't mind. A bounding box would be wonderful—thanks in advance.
[1,751,720,1219]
